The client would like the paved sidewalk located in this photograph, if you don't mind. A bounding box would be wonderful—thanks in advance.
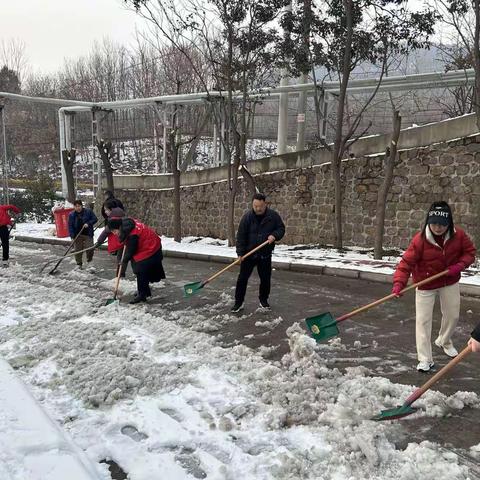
[14,233,480,298]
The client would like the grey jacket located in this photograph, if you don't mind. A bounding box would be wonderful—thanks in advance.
[96,208,126,245]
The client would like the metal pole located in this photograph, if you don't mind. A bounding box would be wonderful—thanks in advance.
[213,122,218,167]
[162,108,168,174]
[277,76,289,155]
[296,73,308,151]
[1,105,9,203]
[92,109,102,195]
[58,109,68,197]
[277,1,292,155]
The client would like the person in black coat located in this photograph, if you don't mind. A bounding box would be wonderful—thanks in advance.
[101,190,124,220]
[231,193,285,313]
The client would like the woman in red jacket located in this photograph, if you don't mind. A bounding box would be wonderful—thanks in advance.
[0,204,20,265]
[392,201,476,373]
[108,217,165,304]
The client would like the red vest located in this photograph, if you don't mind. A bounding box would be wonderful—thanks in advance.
[128,220,161,262]
[107,232,123,253]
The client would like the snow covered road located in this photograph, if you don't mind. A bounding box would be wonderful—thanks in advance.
[1,243,479,479]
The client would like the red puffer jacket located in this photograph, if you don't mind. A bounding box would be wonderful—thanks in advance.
[393,227,476,290]
[128,220,161,262]
[0,205,20,227]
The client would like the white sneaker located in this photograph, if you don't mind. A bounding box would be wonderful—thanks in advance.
[417,361,434,372]
[435,339,458,358]
[231,302,244,313]
[1,260,9,267]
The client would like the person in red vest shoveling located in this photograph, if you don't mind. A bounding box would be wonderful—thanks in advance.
[107,217,165,304]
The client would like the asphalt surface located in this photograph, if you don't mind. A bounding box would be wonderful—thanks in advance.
[8,240,480,473]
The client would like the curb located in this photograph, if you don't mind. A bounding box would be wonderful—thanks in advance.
[13,234,480,298]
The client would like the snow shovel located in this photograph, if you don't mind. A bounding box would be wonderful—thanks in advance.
[39,245,98,274]
[306,269,449,342]
[372,344,472,421]
[44,225,87,275]
[105,246,126,305]
[183,240,270,297]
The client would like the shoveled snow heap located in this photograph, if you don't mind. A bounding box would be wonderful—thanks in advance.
[0,259,477,480]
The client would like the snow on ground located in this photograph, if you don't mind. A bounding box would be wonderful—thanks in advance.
[0,250,478,479]
[14,223,480,286]
[0,358,100,480]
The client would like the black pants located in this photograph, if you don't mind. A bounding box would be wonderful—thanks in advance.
[0,225,10,261]
[131,249,166,298]
[234,255,272,304]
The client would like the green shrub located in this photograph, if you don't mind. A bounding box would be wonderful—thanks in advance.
[8,175,61,223]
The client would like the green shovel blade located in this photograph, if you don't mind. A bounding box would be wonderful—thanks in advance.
[305,312,340,342]
[105,298,118,306]
[183,281,205,297]
[371,404,417,421]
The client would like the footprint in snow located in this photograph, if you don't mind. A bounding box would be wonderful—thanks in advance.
[159,407,184,423]
[174,447,207,479]
[121,425,148,442]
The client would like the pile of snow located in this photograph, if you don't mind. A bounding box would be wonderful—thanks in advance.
[0,253,477,479]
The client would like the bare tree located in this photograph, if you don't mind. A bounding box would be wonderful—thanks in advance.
[61,149,76,203]
[282,0,437,248]
[0,39,29,84]
[374,109,401,259]
[124,0,284,245]
[96,139,116,193]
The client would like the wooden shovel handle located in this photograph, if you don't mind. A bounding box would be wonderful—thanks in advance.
[113,245,127,300]
[206,240,271,284]
[337,269,449,323]
[405,344,472,406]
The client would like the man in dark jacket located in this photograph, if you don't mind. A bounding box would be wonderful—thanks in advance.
[101,190,124,220]
[68,200,98,268]
[231,193,285,313]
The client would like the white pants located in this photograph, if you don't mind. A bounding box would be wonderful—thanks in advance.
[415,282,460,362]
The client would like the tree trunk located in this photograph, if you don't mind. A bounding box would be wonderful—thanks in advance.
[331,0,354,249]
[374,110,402,259]
[239,164,258,196]
[96,140,115,193]
[61,149,76,203]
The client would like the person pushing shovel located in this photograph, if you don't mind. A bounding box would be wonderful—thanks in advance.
[68,200,98,269]
[392,201,476,373]
[108,217,165,304]
[231,193,285,313]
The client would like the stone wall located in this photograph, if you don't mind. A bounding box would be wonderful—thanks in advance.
[117,135,480,249]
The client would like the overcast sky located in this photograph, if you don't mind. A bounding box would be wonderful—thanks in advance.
[1,0,146,74]
[1,0,448,77]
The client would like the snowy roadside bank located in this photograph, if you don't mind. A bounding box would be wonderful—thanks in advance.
[12,222,480,297]
[0,248,479,479]
[0,358,101,480]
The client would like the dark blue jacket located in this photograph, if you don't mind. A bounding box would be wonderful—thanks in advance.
[68,208,98,238]
[236,208,285,257]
